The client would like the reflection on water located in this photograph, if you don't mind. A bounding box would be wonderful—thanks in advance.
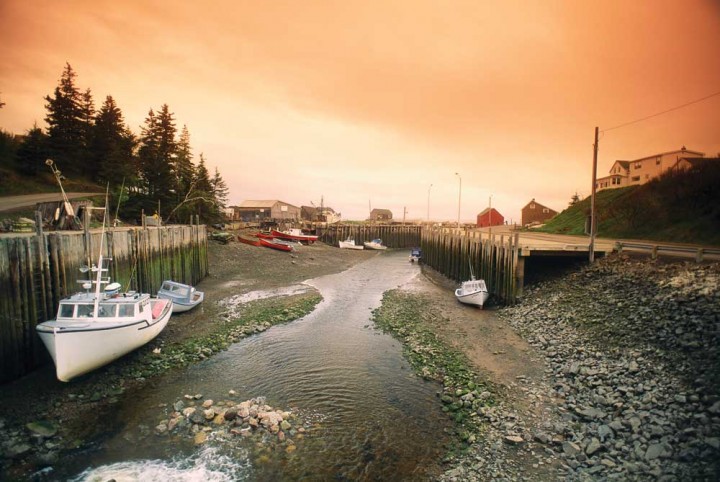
[66,250,451,481]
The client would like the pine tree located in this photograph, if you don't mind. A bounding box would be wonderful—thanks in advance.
[210,166,229,217]
[175,125,194,201]
[92,96,137,185]
[16,125,49,176]
[44,63,88,177]
[137,104,177,216]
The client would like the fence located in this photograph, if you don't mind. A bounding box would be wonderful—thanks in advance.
[0,223,207,383]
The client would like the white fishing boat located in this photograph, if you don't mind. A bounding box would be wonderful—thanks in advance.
[338,236,364,250]
[157,280,204,313]
[455,263,490,308]
[36,201,173,382]
[363,238,387,250]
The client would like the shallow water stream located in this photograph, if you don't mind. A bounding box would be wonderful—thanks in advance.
[63,250,452,481]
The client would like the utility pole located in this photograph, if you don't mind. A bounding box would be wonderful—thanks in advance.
[455,172,462,229]
[403,206,407,225]
[589,126,599,263]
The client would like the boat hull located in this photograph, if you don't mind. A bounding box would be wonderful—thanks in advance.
[168,291,204,313]
[455,288,490,308]
[259,237,294,251]
[271,229,318,244]
[238,234,262,246]
[339,241,364,249]
[363,242,387,250]
[36,299,173,381]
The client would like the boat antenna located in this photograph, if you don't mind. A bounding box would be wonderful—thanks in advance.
[468,259,475,281]
[113,177,126,227]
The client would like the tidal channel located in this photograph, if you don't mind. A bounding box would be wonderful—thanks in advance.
[68,250,452,481]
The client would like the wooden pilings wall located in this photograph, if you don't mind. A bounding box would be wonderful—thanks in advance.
[317,224,421,248]
[0,224,207,383]
[421,228,521,305]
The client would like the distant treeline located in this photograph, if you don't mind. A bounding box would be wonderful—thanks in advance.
[0,63,228,225]
[538,162,720,246]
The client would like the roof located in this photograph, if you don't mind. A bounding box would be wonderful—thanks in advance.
[370,208,392,215]
[633,148,704,162]
[477,207,502,217]
[238,200,296,208]
[522,199,557,212]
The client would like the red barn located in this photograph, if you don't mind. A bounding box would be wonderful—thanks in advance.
[476,208,504,228]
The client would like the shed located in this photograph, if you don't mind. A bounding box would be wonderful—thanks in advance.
[231,200,300,222]
[521,199,558,226]
[369,208,393,222]
[476,208,504,228]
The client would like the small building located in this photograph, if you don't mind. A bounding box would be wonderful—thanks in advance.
[230,200,300,222]
[301,205,341,223]
[521,199,558,227]
[369,208,393,222]
[596,147,705,191]
[476,208,504,228]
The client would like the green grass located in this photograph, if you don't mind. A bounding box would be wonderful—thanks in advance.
[535,165,720,246]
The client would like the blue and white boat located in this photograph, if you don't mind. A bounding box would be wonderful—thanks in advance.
[157,280,204,313]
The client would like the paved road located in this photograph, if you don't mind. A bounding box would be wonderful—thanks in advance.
[0,192,104,212]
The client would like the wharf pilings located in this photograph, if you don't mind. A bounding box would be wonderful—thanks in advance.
[0,224,208,383]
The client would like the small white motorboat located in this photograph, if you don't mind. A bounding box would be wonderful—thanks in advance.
[338,237,364,250]
[157,280,204,313]
[363,238,387,250]
[455,263,489,308]
[36,254,173,382]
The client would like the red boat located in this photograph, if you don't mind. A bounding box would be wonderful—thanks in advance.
[238,234,261,247]
[271,228,319,244]
[255,231,276,240]
[259,237,294,252]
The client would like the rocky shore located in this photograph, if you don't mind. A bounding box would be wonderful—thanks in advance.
[440,255,720,481]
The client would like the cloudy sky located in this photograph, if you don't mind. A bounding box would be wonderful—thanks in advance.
[1,0,719,222]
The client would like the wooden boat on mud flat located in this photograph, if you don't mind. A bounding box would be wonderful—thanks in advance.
[363,239,387,250]
[339,237,364,250]
[455,263,489,309]
[238,234,262,246]
[271,228,319,244]
[157,280,204,313]
[36,251,173,382]
[259,237,295,252]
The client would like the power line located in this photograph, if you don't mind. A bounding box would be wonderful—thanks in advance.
[601,89,720,133]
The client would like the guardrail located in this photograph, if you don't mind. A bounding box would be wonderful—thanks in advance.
[615,242,720,262]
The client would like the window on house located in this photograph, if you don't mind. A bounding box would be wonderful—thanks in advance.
[530,204,535,209]
[631,176,640,182]
[634,163,641,169]
[656,159,661,165]
[543,208,549,213]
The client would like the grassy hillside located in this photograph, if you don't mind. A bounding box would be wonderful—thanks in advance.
[536,162,720,246]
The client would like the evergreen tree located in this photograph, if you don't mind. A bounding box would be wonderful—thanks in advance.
[44,63,88,177]
[79,88,95,177]
[210,166,229,219]
[16,125,49,176]
[175,125,194,201]
[137,104,177,215]
[92,96,137,185]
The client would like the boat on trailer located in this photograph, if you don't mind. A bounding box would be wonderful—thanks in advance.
[455,263,490,309]
[35,203,173,381]
[157,280,204,313]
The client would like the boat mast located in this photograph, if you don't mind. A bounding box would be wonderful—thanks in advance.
[92,186,110,318]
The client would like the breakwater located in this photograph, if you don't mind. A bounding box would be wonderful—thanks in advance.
[0,224,208,383]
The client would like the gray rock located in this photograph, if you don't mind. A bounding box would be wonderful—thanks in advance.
[562,441,582,457]
[586,438,604,456]
[26,421,57,438]
[645,443,671,461]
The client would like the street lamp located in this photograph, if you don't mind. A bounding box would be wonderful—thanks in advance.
[427,183,433,223]
[454,172,462,228]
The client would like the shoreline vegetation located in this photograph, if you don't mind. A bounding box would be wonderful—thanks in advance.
[1,239,718,481]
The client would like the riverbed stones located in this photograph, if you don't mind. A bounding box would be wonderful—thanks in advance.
[438,256,720,481]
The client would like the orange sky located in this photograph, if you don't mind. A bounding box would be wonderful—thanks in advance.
[1,0,719,222]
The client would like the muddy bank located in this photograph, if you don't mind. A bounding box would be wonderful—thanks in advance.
[0,237,378,480]
[379,255,719,481]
